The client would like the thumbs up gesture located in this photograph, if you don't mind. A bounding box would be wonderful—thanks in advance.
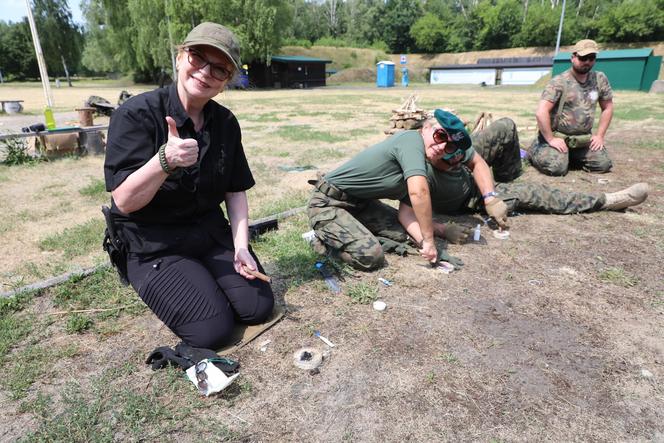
[163,116,199,169]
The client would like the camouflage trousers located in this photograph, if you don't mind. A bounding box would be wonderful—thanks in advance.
[486,182,605,214]
[529,132,612,176]
[471,117,523,183]
[307,188,410,271]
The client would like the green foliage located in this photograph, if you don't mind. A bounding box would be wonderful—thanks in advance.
[1,138,37,166]
[0,20,39,80]
[65,313,93,334]
[596,0,664,42]
[598,267,639,287]
[78,177,108,199]
[32,0,84,78]
[380,0,422,53]
[475,0,522,50]
[39,218,105,259]
[410,13,447,53]
[345,281,378,304]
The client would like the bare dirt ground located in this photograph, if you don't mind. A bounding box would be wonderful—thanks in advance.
[0,82,662,441]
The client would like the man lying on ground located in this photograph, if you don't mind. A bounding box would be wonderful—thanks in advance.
[308,111,648,268]
[398,112,649,246]
[306,109,474,270]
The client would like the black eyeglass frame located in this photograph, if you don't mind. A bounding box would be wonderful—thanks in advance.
[184,47,233,82]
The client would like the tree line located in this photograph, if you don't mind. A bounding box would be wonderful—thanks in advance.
[0,0,662,82]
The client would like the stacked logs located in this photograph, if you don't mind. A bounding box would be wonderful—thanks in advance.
[384,94,428,135]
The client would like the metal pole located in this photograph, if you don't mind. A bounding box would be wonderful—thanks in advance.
[165,0,177,79]
[554,0,567,56]
[24,0,53,107]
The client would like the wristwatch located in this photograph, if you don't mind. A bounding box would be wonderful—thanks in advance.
[482,191,498,199]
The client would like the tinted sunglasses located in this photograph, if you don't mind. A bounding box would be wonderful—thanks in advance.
[576,53,596,62]
[195,360,208,394]
[433,128,465,161]
[185,47,233,82]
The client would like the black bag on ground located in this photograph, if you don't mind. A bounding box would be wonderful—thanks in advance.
[101,205,129,285]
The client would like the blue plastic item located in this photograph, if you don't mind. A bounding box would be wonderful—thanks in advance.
[315,261,341,293]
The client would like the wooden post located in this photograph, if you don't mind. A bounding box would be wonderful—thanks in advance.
[75,107,96,127]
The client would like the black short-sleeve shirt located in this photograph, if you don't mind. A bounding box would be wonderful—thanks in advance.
[104,84,255,254]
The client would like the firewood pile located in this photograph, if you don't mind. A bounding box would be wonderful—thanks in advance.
[384,94,429,135]
[384,94,458,135]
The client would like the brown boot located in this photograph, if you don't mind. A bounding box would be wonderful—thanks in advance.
[602,183,649,210]
[310,235,328,256]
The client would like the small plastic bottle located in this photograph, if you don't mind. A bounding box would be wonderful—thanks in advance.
[473,224,481,242]
[315,261,341,294]
[44,106,56,130]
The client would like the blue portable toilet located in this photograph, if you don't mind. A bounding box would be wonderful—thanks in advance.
[376,61,395,87]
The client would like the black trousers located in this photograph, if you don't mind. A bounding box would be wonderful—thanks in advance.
[126,235,274,349]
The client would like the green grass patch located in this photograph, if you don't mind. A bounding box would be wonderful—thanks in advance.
[296,146,346,165]
[79,177,108,200]
[252,216,320,283]
[613,106,664,121]
[276,124,349,143]
[249,190,309,220]
[237,112,282,123]
[598,267,638,288]
[345,281,378,304]
[51,268,141,314]
[39,218,105,259]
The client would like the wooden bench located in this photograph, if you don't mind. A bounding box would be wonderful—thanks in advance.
[0,100,25,113]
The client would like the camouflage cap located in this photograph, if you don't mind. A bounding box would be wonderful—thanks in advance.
[182,22,241,72]
[572,39,599,56]
[434,109,472,151]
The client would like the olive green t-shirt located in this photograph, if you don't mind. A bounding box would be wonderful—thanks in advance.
[402,148,476,214]
[325,130,427,200]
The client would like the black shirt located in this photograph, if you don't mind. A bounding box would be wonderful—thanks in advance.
[104,84,255,255]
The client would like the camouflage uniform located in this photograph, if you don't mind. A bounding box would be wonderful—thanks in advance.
[530,69,613,176]
[429,118,606,214]
[471,117,523,183]
[307,130,428,271]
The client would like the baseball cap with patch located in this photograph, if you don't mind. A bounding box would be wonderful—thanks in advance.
[182,22,241,72]
[572,39,599,56]
[434,109,471,151]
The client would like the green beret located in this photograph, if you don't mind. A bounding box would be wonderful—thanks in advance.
[434,109,471,151]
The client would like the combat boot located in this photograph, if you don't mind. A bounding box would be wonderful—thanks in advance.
[602,183,649,211]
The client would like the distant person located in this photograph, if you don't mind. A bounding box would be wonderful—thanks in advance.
[103,22,273,349]
[530,39,614,176]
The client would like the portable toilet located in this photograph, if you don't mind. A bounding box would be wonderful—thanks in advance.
[376,61,395,87]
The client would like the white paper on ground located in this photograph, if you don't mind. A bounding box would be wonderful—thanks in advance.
[185,359,240,397]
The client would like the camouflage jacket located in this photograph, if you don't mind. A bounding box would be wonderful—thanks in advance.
[542,69,613,135]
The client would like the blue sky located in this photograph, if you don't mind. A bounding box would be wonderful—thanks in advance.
[2,0,84,24]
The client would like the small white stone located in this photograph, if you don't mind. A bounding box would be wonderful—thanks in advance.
[641,369,654,378]
[373,300,387,311]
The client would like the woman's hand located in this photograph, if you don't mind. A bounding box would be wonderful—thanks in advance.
[234,247,258,280]
[165,116,199,168]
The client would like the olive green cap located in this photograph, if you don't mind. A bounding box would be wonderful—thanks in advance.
[572,39,599,56]
[182,22,241,72]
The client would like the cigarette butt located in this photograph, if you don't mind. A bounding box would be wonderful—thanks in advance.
[316,334,335,347]
[242,265,271,283]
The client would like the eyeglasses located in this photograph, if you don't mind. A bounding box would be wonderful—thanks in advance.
[185,48,233,82]
[432,128,450,145]
[433,128,465,161]
[195,361,208,394]
[576,53,596,62]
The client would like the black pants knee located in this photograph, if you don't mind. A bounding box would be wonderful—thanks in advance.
[127,244,274,349]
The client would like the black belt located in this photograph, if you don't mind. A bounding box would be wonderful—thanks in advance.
[309,178,352,201]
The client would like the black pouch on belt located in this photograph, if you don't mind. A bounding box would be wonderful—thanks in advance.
[101,205,129,285]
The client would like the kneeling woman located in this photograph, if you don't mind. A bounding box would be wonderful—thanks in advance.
[103,22,273,348]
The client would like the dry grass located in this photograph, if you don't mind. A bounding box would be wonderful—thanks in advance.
[0,81,663,441]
